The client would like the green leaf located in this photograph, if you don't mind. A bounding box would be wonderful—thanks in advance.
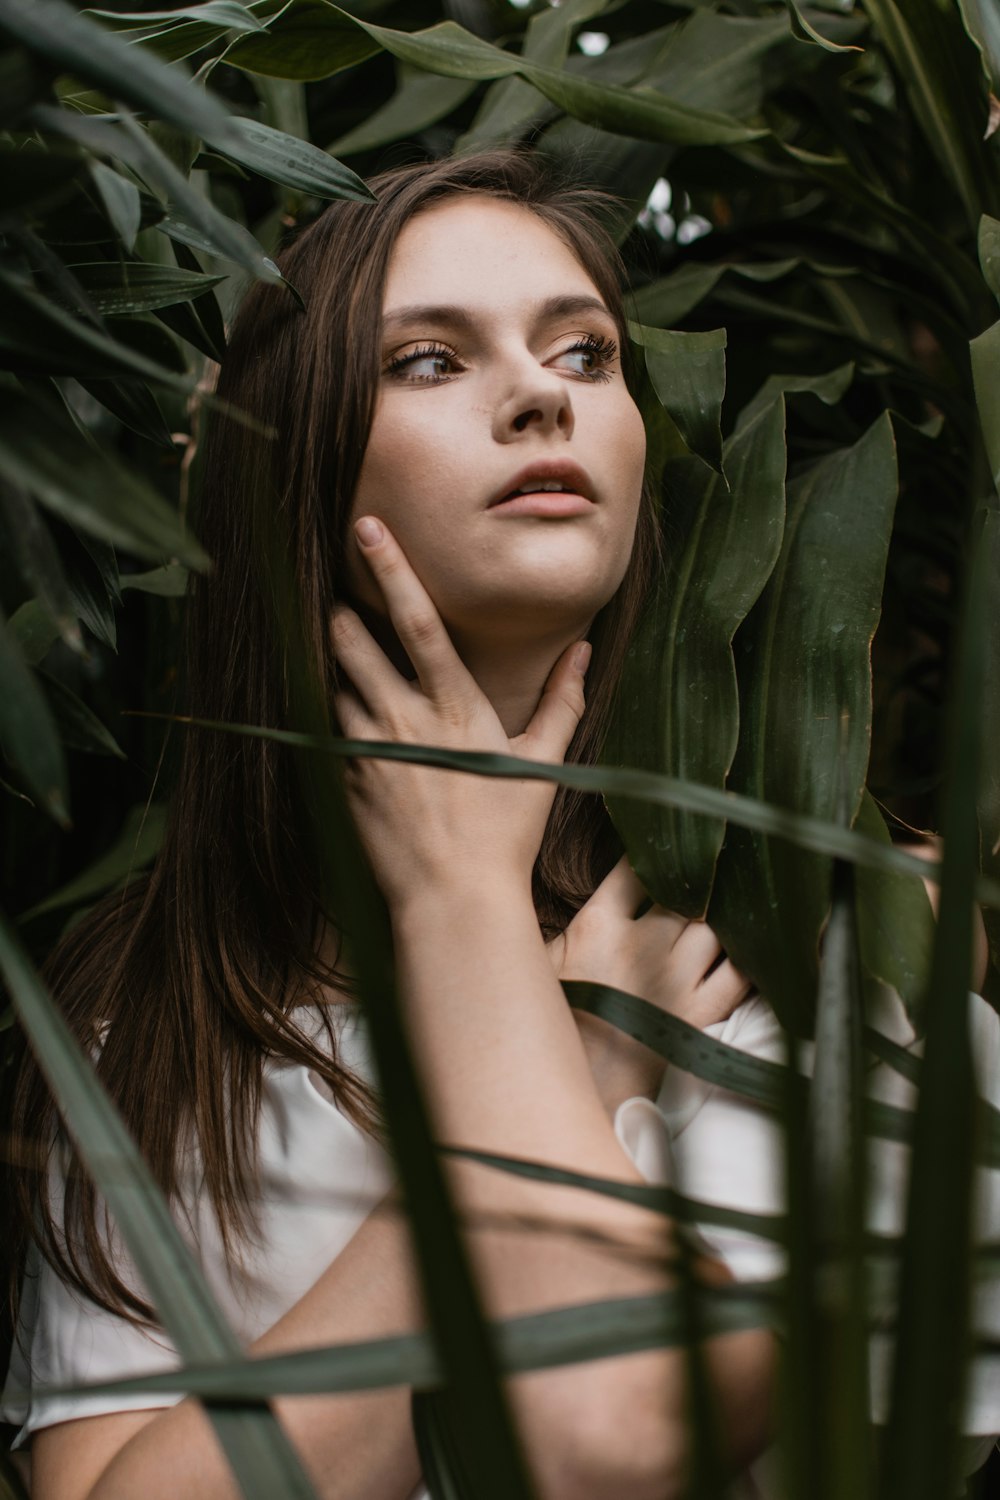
[213,115,373,200]
[223,0,381,81]
[853,792,935,1030]
[0,263,194,388]
[971,317,1000,495]
[19,802,167,922]
[0,610,69,826]
[121,561,189,597]
[160,714,1000,910]
[605,398,787,915]
[630,322,727,472]
[979,214,1000,303]
[78,376,175,448]
[784,0,862,52]
[979,507,1000,979]
[0,0,243,147]
[958,0,1000,83]
[809,852,873,1500]
[882,513,990,1500]
[7,599,62,668]
[631,259,804,330]
[88,162,142,252]
[67,261,228,315]
[736,362,855,432]
[860,0,997,225]
[87,0,265,31]
[0,915,321,1499]
[41,672,124,758]
[708,414,900,1033]
[327,66,476,156]
[0,395,209,568]
[0,482,82,654]
[458,0,609,150]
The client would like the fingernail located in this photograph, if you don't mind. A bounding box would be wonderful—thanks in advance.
[573,641,592,675]
[354,516,383,548]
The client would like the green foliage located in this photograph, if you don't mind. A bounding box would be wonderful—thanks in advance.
[2,0,1000,1496]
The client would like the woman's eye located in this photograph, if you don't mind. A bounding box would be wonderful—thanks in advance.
[385,345,461,383]
[553,334,618,382]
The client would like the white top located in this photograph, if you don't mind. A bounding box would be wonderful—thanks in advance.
[5,990,1000,1496]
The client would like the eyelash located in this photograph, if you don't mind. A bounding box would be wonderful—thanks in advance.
[384,332,620,385]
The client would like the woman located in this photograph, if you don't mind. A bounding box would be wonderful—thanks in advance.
[2,149,991,1498]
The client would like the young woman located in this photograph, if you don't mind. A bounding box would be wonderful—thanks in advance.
[3,149,996,1499]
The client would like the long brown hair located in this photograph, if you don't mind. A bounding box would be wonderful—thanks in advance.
[7,150,659,1325]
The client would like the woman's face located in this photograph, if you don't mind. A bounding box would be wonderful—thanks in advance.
[347,195,647,648]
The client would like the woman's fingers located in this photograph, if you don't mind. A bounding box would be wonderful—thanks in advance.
[331,608,406,722]
[520,640,589,763]
[353,516,473,711]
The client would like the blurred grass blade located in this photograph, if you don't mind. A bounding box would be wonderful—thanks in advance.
[708,414,899,1032]
[604,397,786,916]
[0,482,81,654]
[882,513,990,1500]
[630,323,727,473]
[0,914,321,1499]
[153,714,1000,909]
[810,849,873,1500]
[32,1287,777,1404]
[970,318,1000,493]
[978,507,1000,979]
[88,162,141,252]
[87,1,265,30]
[979,216,1000,302]
[18,802,167,922]
[0,610,69,827]
[853,792,935,1030]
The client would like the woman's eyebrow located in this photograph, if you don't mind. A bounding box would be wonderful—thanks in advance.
[381,293,614,336]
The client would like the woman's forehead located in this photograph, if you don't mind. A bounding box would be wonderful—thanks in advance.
[381,196,606,320]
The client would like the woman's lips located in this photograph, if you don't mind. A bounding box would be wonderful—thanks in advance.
[487,491,595,518]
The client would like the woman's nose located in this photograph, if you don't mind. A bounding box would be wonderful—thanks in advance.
[492,362,575,444]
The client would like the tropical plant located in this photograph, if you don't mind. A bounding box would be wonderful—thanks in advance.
[1,1,999,1498]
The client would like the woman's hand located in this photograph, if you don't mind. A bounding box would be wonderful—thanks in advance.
[332,516,589,913]
[550,857,754,1107]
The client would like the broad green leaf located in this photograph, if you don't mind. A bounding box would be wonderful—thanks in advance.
[736,363,855,432]
[784,0,862,51]
[161,715,1000,910]
[0,916,321,1499]
[979,215,1000,303]
[646,11,802,118]
[213,115,373,200]
[41,672,124,758]
[88,162,142,252]
[459,0,608,150]
[971,317,1000,494]
[632,259,803,329]
[223,0,380,81]
[87,0,265,31]
[7,599,62,668]
[121,561,189,597]
[605,398,786,915]
[959,0,1000,83]
[67,262,228,315]
[358,18,767,146]
[810,854,873,1500]
[0,0,243,148]
[78,376,175,448]
[0,396,209,568]
[709,414,899,1033]
[860,0,997,225]
[853,792,935,1030]
[882,514,989,1500]
[0,611,69,826]
[18,802,167,923]
[630,322,727,472]
[327,66,475,157]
